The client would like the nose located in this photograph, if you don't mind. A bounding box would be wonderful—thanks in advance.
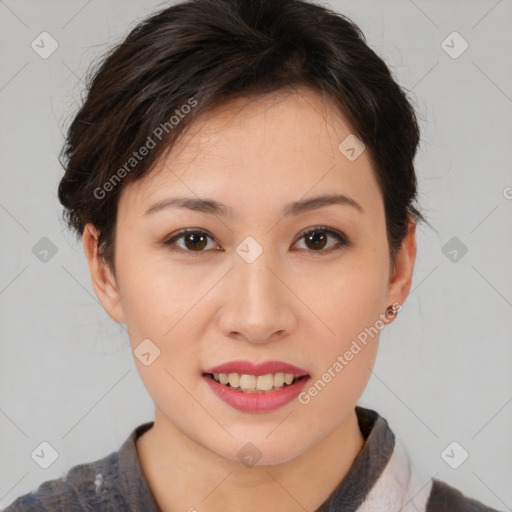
[217,251,298,344]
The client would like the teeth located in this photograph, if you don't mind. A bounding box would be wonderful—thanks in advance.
[239,374,257,390]
[284,373,294,385]
[273,372,285,387]
[256,374,274,391]
[211,372,299,392]
[228,373,240,388]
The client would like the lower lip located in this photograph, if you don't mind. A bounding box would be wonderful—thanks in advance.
[203,374,309,413]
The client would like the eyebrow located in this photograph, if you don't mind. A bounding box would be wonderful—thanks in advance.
[144,193,365,217]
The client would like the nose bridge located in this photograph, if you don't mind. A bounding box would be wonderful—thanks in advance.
[218,242,297,343]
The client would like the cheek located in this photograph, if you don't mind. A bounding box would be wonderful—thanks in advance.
[297,269,386,419]
[303,250,389,344]
[116,246,201,339]
[296,247,388,402]
[119,265,205,412]
[297,345,376,435]
[115,251,211,389]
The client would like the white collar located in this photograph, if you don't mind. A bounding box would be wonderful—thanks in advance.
[357,437,433,511]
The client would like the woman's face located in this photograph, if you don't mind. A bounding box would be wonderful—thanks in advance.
[85,88,416,465]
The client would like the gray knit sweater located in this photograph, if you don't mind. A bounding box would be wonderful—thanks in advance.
[2,406,503,511]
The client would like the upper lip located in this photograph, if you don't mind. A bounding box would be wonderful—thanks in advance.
[203,360,309,377]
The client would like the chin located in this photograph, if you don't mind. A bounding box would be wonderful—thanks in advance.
[213,434,313,467]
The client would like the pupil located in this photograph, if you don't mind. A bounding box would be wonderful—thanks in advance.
[307,231,326,250]
[186,233,207,250]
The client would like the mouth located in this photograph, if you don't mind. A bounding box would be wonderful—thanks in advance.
[202,360,310,411]
[204,372,309,393]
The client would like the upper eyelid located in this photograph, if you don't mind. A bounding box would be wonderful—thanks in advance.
[166,228,216,244]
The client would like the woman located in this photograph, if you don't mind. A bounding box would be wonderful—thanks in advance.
[4,0,502,510]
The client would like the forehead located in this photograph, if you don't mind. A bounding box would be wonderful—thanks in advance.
[118,87,380,218]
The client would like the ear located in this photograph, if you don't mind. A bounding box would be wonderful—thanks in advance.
[82,223,126,324]
[384,216,417,322]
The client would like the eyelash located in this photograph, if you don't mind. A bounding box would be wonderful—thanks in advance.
[162,226,350,256]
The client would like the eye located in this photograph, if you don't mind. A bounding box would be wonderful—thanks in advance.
[162,226,350,255]
[292,226,350,254]
[163,229,220,253]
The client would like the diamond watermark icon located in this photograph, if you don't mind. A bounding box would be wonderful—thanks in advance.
[441,31,468,59]
[442,236,468,263]
[237,442,262,467]
[338,134,365,161]
[441,441,469,469]
[31,441,59,469]
[134,338,161,366]
[31,32,59,59]
[236,236,263,263]
[32,237,58,263]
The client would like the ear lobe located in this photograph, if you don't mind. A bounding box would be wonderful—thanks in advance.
[82,223,126,324]
[385,217,417,315]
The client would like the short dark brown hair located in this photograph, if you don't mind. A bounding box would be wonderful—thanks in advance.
[58,0,426,277]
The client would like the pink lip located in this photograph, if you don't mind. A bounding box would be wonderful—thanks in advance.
[203,360,309,377]
[203,374,309,413]
[202,360,310,413]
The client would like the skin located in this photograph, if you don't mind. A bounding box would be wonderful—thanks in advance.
[83,87,417,512]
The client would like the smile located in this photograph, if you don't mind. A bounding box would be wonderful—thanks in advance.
[202,360,310,412]
[207,372,303,392]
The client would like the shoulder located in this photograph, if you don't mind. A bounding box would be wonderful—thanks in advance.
[427,478,504,512]
[2,450,120,512]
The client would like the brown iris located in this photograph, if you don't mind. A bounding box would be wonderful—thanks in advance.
[183,232,208,251]
[304,230,328,251]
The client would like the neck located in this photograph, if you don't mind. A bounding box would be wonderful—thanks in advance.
[136,407,365,512]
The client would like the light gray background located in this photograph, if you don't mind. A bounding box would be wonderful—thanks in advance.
[1,0,511,509]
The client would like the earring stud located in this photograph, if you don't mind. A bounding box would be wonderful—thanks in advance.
[386,303,400,316]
